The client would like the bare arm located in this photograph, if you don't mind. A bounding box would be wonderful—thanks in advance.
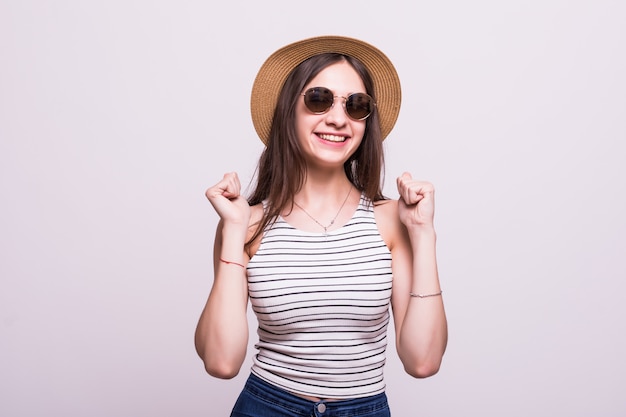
[194,172,252,379]
[382,172,448,378]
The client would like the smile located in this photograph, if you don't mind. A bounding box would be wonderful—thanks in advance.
[317,133,347,143]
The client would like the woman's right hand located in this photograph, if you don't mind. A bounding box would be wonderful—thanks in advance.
[205,172,251,226]
[197,174,251,378]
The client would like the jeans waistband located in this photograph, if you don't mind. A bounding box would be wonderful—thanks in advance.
[242,373,390,416]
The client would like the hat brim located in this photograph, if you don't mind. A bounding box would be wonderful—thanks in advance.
[250,36,401,144]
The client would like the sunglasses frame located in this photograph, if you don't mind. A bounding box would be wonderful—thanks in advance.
[301,87,376,121]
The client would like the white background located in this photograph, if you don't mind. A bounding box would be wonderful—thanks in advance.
[1,1,625,416]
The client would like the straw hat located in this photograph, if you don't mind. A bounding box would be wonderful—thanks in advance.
[250,35,402,144]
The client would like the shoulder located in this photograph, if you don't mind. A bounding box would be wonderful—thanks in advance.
[249,202,265,227]
[373,198,396,215]
[373,199,406,251]
[245,202,266,258]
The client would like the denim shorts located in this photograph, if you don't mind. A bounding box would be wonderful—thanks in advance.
[230,373,391,417]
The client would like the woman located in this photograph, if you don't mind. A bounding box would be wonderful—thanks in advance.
[195,35,447,417]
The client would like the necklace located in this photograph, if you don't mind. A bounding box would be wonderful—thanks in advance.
[293,187,352,235]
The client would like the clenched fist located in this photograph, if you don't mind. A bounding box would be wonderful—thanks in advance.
[396,172,435,228]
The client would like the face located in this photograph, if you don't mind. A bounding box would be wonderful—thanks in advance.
[295,61,367,169]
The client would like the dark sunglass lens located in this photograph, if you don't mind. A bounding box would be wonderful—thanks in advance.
[345,93,373,120]
[304,87,334,113]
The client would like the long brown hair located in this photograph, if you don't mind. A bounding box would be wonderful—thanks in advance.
[246,53,386,247]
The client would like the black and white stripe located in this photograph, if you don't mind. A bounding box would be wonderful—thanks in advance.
[247,195,393,399]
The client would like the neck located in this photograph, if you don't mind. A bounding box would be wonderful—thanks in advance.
[296,177,353,206]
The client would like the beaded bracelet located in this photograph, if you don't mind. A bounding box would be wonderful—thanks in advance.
[409,290,443,298]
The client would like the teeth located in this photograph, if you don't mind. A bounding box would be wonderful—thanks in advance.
[318,134,346,142]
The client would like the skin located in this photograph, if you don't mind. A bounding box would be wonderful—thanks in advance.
[194,62,448,394]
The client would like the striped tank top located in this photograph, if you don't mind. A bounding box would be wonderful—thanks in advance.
[246,194,393,399]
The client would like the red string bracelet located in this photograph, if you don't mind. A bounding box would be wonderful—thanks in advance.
[219,258,245,268]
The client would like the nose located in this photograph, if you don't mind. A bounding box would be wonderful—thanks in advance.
[324,96,347,127]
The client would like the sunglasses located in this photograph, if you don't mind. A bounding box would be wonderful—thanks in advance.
[301,87,376,121]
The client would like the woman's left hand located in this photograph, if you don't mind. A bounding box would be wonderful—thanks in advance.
[396,172,435,228]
